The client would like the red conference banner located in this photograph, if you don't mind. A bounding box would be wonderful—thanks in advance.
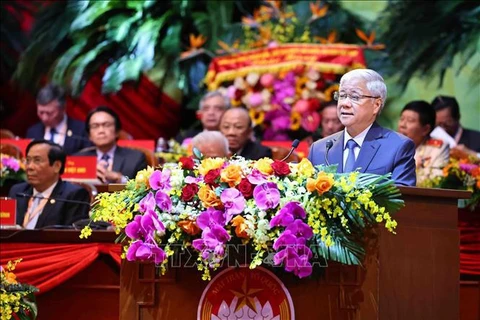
[205,44,366,90]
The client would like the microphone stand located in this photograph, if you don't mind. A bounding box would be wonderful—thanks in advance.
[280,139,300,162]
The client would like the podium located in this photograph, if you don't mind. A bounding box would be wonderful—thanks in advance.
[119,187,469,320]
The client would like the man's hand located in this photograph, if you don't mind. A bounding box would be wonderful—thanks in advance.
[96,161,123,183]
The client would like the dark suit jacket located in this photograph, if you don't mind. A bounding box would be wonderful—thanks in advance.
[175,128,202,144]
[239,140,273,160]
[8,180,90,228]
[459,127,480,152]
[308,122,416,186]
[26,117,91,155]
[75,146,147,179]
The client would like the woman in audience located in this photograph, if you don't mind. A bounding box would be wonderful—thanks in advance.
[398,101,450,186]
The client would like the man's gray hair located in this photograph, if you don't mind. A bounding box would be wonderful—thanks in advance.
[200,91,230,110]
[191,130,229,154]
[340,69,387,111]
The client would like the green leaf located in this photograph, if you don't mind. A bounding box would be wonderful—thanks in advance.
[52,39,88,85]
[70,41,113,96]
[101,57,143,94]
[70,1,116,32]
[107,14,140,43]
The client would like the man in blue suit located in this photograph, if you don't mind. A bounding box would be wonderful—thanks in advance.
[308,69,416,186]
[26,83,91,155]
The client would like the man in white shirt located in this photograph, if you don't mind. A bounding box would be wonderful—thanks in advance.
[308,69,416,186]
[26,83,91,154]
[8,140,90,229]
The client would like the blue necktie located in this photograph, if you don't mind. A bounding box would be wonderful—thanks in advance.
[49,128,57,142]
[344,139,358,173]
[101,154,110,169]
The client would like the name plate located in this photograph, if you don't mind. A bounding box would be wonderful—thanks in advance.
[0,198,17,226]
[118,140,155,151]
[62,156,97,180]
[0,139,32,156]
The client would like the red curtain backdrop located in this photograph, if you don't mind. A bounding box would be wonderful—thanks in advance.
[459,209,480,276]
[0,243,121,294]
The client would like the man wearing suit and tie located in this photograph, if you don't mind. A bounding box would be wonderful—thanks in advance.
[26,83,91,154]
[75,106,147,183]
[9,140,90,229]
[308,69,416,186]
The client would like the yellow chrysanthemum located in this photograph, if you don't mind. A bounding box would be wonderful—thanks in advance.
[290,111,302,131]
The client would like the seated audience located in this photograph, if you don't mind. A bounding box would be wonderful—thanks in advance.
[398,101,449,185]
[432,95,480,156]
[219,107,272,160]
[321,101,345,138]
[26,83,91,154]
[8,140,90,229]
[176,91,229,143]
[191,131,230,158]
[75,106,147,183]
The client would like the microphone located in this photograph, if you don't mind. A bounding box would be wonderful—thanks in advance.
[15,193,92,207]
[325,140,334,166]
[280,139,300,162]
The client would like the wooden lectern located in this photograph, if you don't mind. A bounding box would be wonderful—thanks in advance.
[119,187,469,320]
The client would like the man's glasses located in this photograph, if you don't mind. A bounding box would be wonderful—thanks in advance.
[333,91,380,103]
[89,122,115,130]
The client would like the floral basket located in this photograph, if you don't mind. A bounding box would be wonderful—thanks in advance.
[421,155,480,210]
[0,154,26,187]
[0,259,38,320]
[81,156,403,280]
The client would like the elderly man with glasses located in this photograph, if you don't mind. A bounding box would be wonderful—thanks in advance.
[308,69,416,186]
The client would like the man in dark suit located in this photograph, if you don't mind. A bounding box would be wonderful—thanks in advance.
[26,83,91,154]
[308,69,416,186]
[8,140,90,229]
[175,91,230,144]
[75,106,147,183]
[432,96,480,156]
[219,107,272,160]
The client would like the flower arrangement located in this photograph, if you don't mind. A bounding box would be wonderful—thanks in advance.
[156,139,192,164]
[0,154,26,187]
[218,69,340,140]
[81,156,403,280]
[0,259,38,320]
[421,155,480,210]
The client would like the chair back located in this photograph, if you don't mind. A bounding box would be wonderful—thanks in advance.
[270,146,300,163]
[118,130,133,140]
[0,129,15,139]
[69,181,97,204]
[126,146,158,167]
[0,143,23,158]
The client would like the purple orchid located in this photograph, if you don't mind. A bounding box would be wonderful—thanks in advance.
[184,176,202,184]
[247,169,269,185]
[155,191,172,213]
[221,188,245,220]
[125,211,165,241]
[285,219,314,240]
[125,215,143,239]
[2,157,20,171]
[460,163,478,174]
[126,239,167,264]
[270,202,306,227]
[253,182,280,211]
[196,208,226,230]
[272,230,297,250]
[288,254,313,278]
[138,192,155,214]
[149,169,172,193]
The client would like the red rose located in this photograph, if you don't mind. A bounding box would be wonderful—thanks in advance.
[181,183,199,202]
[237,178,254,198]
[204,169,221,185]
[271,160,291,176]
[179,156,195,170]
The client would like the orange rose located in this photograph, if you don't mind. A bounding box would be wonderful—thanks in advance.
[198,185,222,208]
[178,220,201,236]
[477,179,480,189]
[307,172,334,194]
[4,271,17,284]
[220,164,243,187]
[231,215,249,238]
